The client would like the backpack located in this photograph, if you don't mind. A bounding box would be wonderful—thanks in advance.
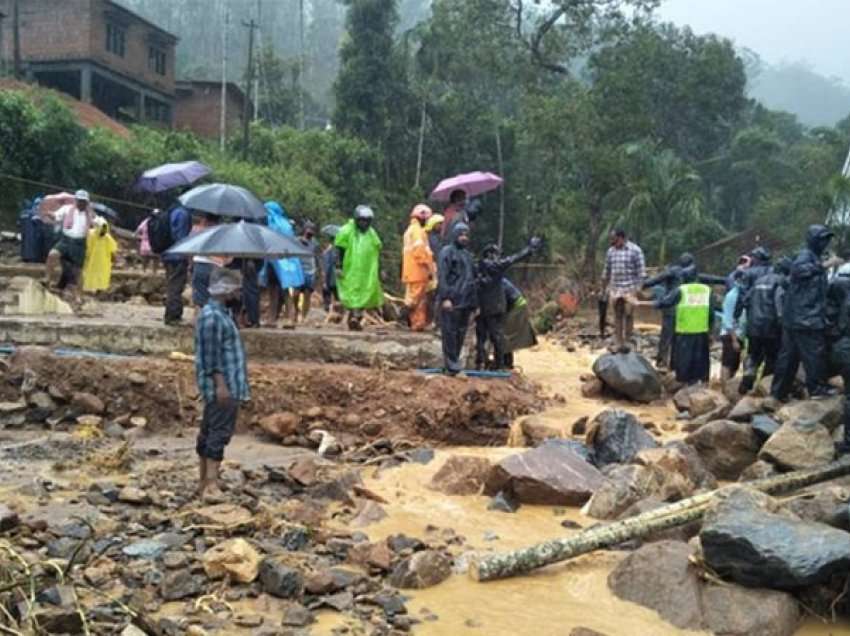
[148,209,174,254]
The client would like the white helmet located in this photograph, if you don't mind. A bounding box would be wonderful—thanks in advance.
[354,205,374,220]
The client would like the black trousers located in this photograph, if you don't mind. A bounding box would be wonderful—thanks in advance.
[164,260,188,323]
[441,308,473,374]
[241,260,260,327]
[673,333,710,386]
[475,312,506,369]
[771,328,829,399]
[322,285,338,312]
[740,335,780,394]
[196,398,239,461]
[657,311,675,367]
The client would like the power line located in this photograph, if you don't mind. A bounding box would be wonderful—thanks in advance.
[0,172,152,212]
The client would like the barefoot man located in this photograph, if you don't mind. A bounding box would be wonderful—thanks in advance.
[194,268,249,500]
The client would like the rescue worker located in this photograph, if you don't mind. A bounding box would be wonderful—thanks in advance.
[474,238,542,369]
[260,201,304,328]
[401,204,434,331]
[642,265,683,369]
[737,256,789,395]
[771,225,838,401]
[424,214,444,325]
[719,270,746,383]
[639,266,715,385]
[827,265,850,453]
[502,278,537,369]
[335,205,384,331]
[437,223,477,375]
[677,252,728,287]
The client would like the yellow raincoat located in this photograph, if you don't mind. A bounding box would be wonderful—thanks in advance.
[82,221,118,292]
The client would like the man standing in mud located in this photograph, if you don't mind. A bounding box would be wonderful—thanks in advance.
[602,229,646,353]
[194,268,250,500]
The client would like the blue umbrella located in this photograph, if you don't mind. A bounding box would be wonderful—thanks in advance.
[135,161,211,193]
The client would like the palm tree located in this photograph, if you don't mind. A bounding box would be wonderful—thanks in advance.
[624,143,704,265]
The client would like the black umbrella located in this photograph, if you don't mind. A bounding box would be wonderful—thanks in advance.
[93,202,119,221]
[178,183,266,220]
[165,220,312,259]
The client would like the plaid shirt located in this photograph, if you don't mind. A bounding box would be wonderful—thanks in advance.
[603,241,646,293]
[195,300,250,404]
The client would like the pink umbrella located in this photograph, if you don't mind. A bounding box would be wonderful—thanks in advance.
[430,171,504,202]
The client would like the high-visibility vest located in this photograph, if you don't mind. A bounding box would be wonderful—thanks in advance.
[675,283,711,334]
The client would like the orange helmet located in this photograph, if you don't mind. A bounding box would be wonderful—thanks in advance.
[410,204,433,221]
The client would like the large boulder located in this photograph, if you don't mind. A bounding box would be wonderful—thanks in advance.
[728,396,764,422]
[758,420,835,471]
[673,385,729,418]
[685,420,761,480]
[428,456,492,496]
[633,442,717,492]
[780,486,850,530]
[608,541,703,630]
[585,465,672,520]
[591,352,662,403]
[484,441,607,506]
[387,550,452,589]
[586,410,658,467]
[700,584,800,636]
[776,397,843,432]
[701,488,850,589]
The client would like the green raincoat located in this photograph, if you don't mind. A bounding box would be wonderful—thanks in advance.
[335,220,384,310]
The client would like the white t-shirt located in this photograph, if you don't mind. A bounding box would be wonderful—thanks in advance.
[55,205,90,239]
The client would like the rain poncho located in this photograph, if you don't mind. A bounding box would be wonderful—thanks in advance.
[261,201,304,289]
[335,219,383,310]
[402,219,433,331]
[82,221,118,292]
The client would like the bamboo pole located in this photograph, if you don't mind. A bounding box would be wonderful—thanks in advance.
[470,457,850,582]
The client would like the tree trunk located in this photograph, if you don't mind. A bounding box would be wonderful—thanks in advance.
[414,100,426,190]
[469,457,850,582]
[496,125,505,249]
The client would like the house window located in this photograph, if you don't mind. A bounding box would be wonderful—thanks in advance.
[106,23,126,57]
[144,99,171,123]
[148,47,167,76]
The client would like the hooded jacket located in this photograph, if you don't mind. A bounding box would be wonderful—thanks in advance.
[741,267,785,338]
[783,225,833,330]
[476,244,534,316]
[437,223,477,310]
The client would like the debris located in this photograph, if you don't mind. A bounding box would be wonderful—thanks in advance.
[258,557,304,599]
[202,538,262,583]
[388,550,453,589]
[428,456,493,495]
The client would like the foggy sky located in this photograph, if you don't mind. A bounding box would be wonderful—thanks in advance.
[657,0,850,82]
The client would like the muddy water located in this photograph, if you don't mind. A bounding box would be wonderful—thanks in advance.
[358,340,849,636]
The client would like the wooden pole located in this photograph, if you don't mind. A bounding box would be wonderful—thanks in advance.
[470,457,850,582]
[495,125,505,249]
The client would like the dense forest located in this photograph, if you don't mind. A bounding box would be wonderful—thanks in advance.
[3,0,850,281]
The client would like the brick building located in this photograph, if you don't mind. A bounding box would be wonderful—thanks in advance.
[0,0,177,125]
[174,80,251,141]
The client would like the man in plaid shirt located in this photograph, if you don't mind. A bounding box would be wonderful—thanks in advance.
[195,268,250,501]
[602,228,646,352]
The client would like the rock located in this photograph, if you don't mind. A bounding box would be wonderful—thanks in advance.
[83,557,117,586]
[586,409,658,467]
[388,550,453,589]
[349,540,395,571]
[162,551,189,569]
[728,396,764,421]
[617,496,701,543]
[759,420,835,470]
[28,391,56,411]
[160,570,202,601]
[118,486,151,505]
[26,606,84,634]
[777,397,843,432]
[700,583,800,636]
[738,460,779,482]
[122,539,168,559]
[258,412,301,440]
[685,420,761,480]
[483,443,607,505]
[315,590,354,612]
[288,457,318,486]
[608,540,703,630]
[47,537,91,561]
[585,465,672,520]
[591,352,662,403]
[634,443,717,492]
[428,456,492,495]
[350,500,388,527]
[121,625,148,636]
[0,504,20,531]
[580,378,604,398]
[0,400,26,414]
[572,417,588,436]
[673,386,729,418]
[519,415,563,445]
[281,603,314,627]
[781,486,850,530]
[71,392,105,415]
[202,538,262,583]
[258,558,304,599]
[701,488,850,588]
[104,422,126,439]
[751,414,781,442]
[193,503,253,528]
[127,372,147,386]
[487,490,520,513]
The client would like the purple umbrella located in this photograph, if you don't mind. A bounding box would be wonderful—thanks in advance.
[134,161,211,193]
[430,171,504,202]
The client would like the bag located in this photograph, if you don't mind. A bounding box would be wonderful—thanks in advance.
[148,209,173,254]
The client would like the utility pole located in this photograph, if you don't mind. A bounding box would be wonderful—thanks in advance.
[253,0,261,122]
[242,18,258,157]
[298,0,305,130]
[0,13,6,76]
[220,7,229,152]
[12,0,21,80]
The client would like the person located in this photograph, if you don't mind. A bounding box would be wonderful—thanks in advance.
[440,189,467,240]
[194,268,250,501]
[738,257,789,395]
[677,252,728,287]
[639,266,716,385]
[642,266,683,369]
[424,214,444,325]
[502,278,537,369]
[335,205,384,331]
[474,238,541,369]
[402,204,434,331]
[261,201,304,328]
[82,217,118,294]
[134,216,158,273]
[191,214,225,322]
[46,190,95,298]
[321,228,339,314]
[719,270,746,383]
[437,223,477,375]
[294,221,322,324]
[738,246,772,293]
[160,204,192,326]
[239,257,261,328]
[826,266,850,453]
[602,229,646,353]
[771,225,839,401]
